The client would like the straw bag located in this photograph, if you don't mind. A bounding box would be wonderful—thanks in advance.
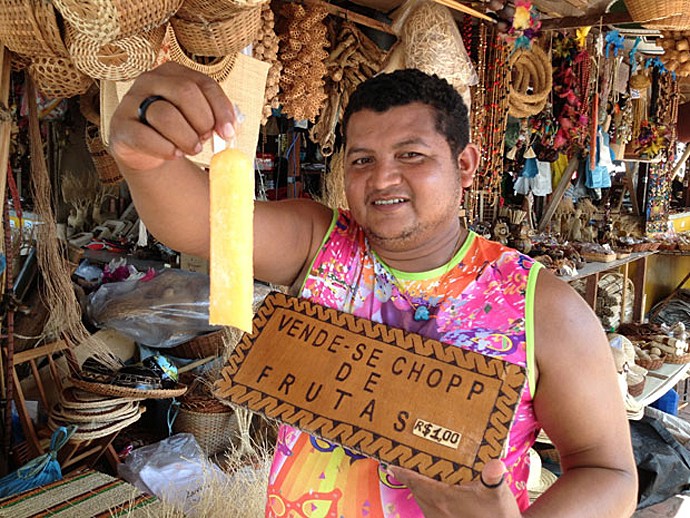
[170,6,262,57]
[176,0,267,22]
[52,0,183,45]
[85,123,123,184]
[68,24,166,81]
[29,57,93,99]
[624,0,686,25]
[0,0,68,58]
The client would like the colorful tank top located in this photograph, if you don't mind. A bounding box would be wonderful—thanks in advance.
[266,210,543,516]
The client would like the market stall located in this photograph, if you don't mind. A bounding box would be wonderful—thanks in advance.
[1,0,690,514]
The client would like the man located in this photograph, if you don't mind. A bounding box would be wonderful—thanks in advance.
[110,65,637,517]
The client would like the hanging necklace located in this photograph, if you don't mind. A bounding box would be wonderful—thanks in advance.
[374,229,465,322]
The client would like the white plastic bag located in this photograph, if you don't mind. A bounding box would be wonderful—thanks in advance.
[118,433,230,516]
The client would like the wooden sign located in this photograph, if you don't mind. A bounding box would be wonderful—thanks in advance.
[214,292,526,484]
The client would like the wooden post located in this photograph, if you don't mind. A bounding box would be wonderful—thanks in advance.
[0,46,12,246]
[538,155,579,232]
[632,255,650,323]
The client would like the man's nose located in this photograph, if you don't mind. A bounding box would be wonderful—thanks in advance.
[368,159,402,190]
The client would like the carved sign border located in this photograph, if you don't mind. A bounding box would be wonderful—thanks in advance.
[214,292,526,484]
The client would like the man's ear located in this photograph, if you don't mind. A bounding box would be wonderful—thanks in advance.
[457,143,480,188]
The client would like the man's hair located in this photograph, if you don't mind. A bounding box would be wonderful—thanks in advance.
[342,69,470,157]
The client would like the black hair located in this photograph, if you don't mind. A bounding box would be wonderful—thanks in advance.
[341,69,470,157]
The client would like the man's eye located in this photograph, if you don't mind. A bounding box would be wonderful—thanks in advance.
[400,152,422,159]
[352,157,372,165]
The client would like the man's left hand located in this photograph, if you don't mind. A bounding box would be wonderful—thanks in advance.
[388,459,522,518]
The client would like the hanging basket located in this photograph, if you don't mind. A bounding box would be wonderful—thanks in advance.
[170,7,262,57]
[29,56,93,99]
[644,12,690,30]
[162,23,237,82]
[176,0,267,22]
[624,0,686,25]
[52,0,183,45]
[0,0,68,58]
[85,123,123,184]
[67,24,166,81]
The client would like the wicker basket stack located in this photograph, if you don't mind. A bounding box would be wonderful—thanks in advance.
[54,0,180,81]
[0,0,93,98]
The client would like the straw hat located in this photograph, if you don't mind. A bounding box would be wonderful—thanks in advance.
[70,376,188,399]
[527,448,558,502]
[100,50,269,167]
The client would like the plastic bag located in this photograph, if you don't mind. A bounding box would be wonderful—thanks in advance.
[117,433,231,516]
[0,426,76,499]
[630,415,690,509]
[87,269,220,348]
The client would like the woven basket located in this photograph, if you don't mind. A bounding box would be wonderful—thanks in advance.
[169,329,227,359]
[628,378,646,397]
[80,83,101,126]
[29,56,93,99]
[85,123,123,184]
[0,0,68,58]
[176,0,266,22]
[665,352,690,364]
[52,0,183,45]
[624,0,686,24]
[635,356,666,371]
[644,12,690,29]
[170,7,262,57]
[68,23,166,81]
[173,406,238,455]
[163,23,237,82]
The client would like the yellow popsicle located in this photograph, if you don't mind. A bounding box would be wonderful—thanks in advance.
[209,147,254,332]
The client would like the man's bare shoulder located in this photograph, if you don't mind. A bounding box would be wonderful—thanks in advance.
[532,267,612,370]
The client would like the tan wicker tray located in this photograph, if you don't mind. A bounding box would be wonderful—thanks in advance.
[71,377,187,399]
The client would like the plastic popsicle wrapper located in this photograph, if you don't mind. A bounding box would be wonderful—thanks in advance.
[209,124,254,333]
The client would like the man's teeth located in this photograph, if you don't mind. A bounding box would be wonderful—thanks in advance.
[374,198,405,205]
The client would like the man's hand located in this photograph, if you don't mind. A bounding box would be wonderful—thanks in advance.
[388,460,522,518]
[109,62,238,174]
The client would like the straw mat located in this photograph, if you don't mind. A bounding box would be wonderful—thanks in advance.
[0,469,161,517]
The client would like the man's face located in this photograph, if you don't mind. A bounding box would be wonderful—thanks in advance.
[344,102,474,255]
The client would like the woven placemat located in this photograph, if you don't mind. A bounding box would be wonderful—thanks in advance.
[0,468,161,517]
[71,377,187,399]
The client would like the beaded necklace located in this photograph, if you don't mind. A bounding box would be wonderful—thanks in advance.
[372,230,464,322]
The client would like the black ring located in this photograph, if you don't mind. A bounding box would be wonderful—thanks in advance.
[480,473,505,489]
[137,95,166,127]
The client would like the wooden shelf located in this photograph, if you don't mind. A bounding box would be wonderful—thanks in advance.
[560,251,657,325]
[636,362,690,407]
[560,251,657,282]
